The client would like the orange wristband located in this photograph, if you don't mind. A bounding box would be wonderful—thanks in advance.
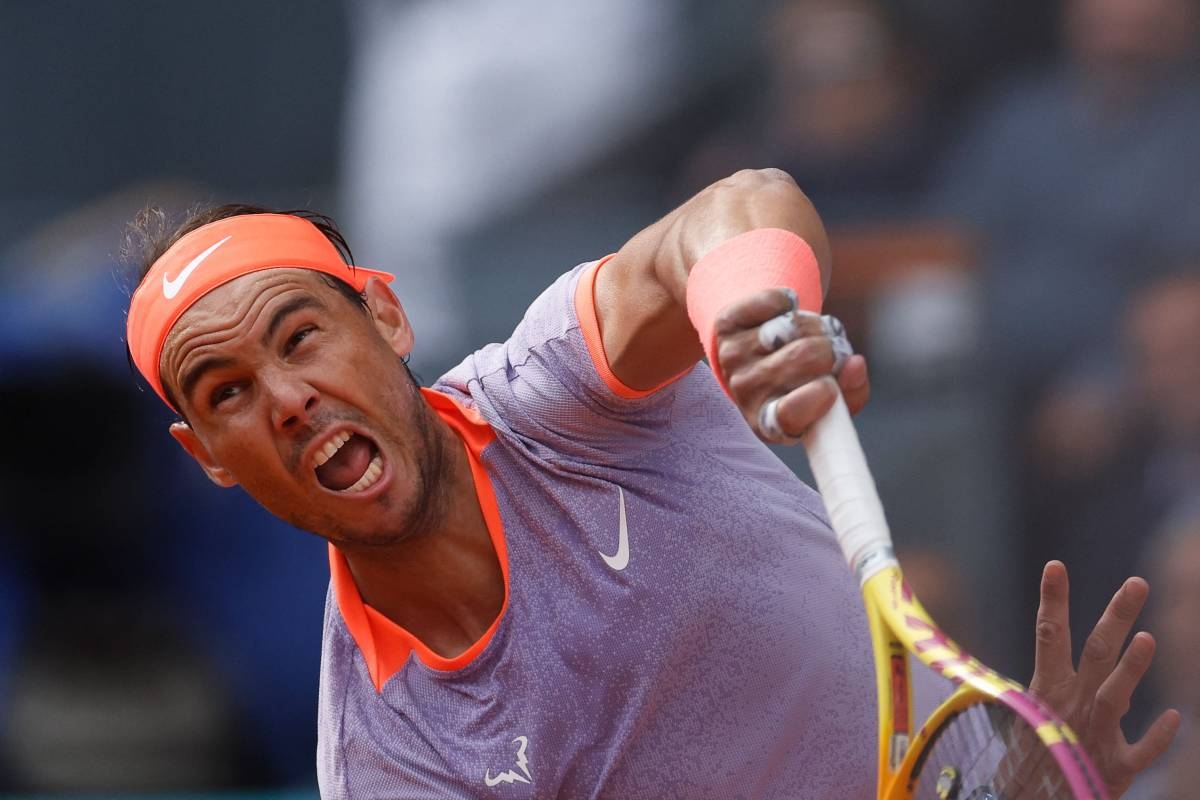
[685,228,823,394]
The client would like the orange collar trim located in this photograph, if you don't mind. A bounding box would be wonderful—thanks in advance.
[329,388,508,692]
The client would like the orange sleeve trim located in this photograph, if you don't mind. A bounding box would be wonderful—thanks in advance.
[329,388,509,691]
[573,256,691,400]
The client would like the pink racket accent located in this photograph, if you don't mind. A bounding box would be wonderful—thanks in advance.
[1000,689,1107,798]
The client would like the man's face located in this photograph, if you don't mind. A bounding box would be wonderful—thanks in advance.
[160,268,446,546]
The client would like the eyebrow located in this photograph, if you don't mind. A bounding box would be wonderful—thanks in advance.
[180,355,236,407]
[177,295,329,407]
[263,295,324,345]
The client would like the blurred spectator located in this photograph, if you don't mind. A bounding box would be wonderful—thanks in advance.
[676,0,1033,668]
[1124,273,1200,510]
[0,363,252,791]
[338,0,694,375]
[930,0,1200,390]
[679,0,944,226]
[931,0,1200,677]
[0,186,330,789]
[1028,271,1200,690]
[1127,508,1200,799]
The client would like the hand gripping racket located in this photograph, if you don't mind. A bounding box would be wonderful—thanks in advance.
[800,394,1108,800]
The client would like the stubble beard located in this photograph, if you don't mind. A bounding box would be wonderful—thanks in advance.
[315,360,450,550]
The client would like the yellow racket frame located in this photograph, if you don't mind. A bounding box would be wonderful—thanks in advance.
[801,391,1101,798]
[864,565,1080,799]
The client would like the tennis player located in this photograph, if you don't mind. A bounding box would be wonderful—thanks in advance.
[124,169,1175,798]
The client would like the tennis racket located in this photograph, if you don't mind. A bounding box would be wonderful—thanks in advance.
[800,393,1108,800]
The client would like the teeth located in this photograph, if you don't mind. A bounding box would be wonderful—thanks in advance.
[312,431,352,467]
[343,452,384,494]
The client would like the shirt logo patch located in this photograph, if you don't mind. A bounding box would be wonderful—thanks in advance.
[485,735,532,787]
[598,487,630,571]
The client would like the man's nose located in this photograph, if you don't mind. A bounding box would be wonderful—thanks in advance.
[265,370,320,432]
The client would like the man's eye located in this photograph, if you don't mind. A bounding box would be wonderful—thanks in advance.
[211,384,241,408]
[286,326,316,354]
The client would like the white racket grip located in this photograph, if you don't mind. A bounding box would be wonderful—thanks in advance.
[801,392,899,585]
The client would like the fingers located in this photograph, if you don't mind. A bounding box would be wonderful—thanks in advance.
[1032,561,1075,693]
[721,311,851,405]
[718,312,825,370]
[1023,567,1175,798]
[715,288,800,335]
[735,338,846,442]
[714,287,861,441]
[1090,631,1156,738]
[838,355,870,414]
[757,378,839,442]
[1092,633,1179,779]
[757,310,811,352]
[1123,709,1182,776]
[728,333,840,402]
[1077,577,1149,700]
[822,314,853,374]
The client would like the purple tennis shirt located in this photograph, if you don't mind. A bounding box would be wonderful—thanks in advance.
[316,258,877,798]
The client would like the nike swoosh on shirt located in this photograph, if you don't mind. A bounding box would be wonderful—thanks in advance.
[599,487,630,571]
[162,235,232,299]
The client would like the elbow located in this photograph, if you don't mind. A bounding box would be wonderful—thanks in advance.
[714,167,802,197]
[708,167,814,218]
[698,167,830,288]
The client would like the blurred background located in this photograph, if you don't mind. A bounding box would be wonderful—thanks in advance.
[1,0,1197,795]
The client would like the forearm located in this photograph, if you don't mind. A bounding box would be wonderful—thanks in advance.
[650,168,832,308]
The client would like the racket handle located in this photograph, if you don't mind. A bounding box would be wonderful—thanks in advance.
[801,391,898,584]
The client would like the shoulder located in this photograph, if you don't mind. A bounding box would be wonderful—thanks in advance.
[438,262,594,388]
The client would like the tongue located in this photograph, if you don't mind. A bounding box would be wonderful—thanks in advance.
[315,434,374,491]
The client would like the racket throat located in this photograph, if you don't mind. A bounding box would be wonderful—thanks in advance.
[868,597,913,796]
[889,651,912,770]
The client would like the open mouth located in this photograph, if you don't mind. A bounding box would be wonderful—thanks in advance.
[313,431,384,494]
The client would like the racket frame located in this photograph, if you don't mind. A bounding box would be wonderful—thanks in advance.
[801,394,1107,800]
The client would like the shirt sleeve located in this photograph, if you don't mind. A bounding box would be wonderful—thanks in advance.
[434,259,738,466]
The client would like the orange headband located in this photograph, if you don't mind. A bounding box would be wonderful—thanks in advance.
[126,213,394,410]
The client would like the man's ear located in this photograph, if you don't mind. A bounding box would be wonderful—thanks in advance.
[169,422,238,488]
[363,276,415,358]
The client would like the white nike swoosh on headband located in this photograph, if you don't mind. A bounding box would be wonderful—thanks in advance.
[163,235,233,300]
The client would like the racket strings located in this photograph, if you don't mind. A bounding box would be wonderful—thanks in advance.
[911,702,1073,799]
[989,708,1063,799]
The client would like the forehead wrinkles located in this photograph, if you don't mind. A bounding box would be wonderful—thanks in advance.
[163,273,320,391]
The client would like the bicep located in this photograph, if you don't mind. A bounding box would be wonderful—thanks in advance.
[593,169,831,392]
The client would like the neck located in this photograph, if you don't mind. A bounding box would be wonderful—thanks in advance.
[340,413,505,659]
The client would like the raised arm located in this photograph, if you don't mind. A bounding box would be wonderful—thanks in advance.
[594,167,868,438]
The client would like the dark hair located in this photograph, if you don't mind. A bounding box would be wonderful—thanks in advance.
[121,203,371,412]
